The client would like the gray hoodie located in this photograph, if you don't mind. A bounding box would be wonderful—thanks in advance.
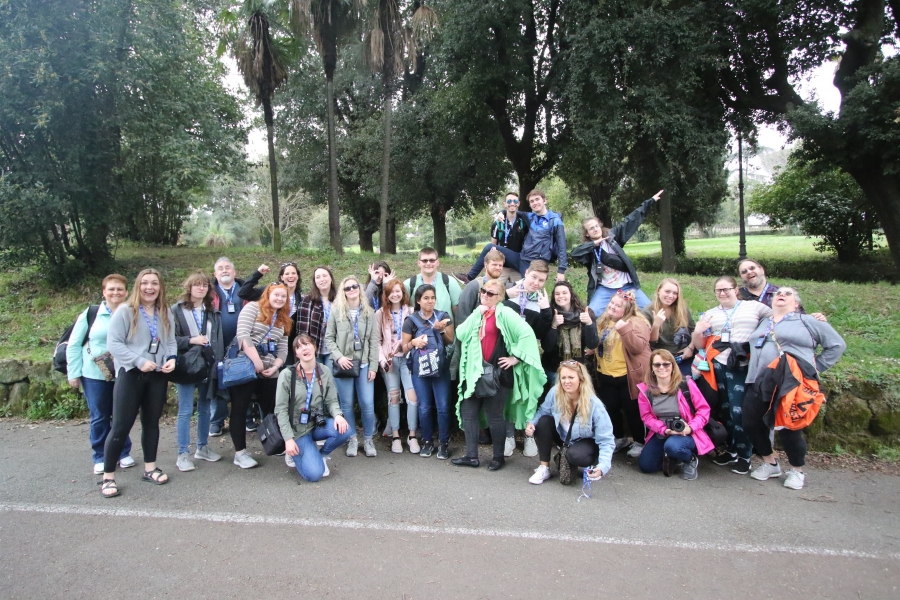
[107,305,178,373]
[745,313,846,384]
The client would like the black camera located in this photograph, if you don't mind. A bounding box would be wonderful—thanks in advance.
[311,412,326,428]
[665,417,686,433]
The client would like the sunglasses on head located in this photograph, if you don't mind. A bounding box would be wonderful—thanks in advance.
[615,289,634,302]
[281,262,298,268]
[269,282,286,287]
[560,360,580,368]
[343,284,360,292]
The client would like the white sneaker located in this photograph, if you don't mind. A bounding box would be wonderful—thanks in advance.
[322,456,331,477]
[391,438,403,453]
[504,436,516,457]
[364,437,377,457]
[233,449,258,469]
[194,445,221,462]
[285,453,295,468]
[627,443,644,458]
[614,437,632,453]
[523,436,538,458]
[176,452,196,472]
[407,436,420,454]
[751,460,782,481]
[93,462,104,475]
[529,464,551,485]
[118,456,136,468]
[784,469,805,490]
[346,437,358,457]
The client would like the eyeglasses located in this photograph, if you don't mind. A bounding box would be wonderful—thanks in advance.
[343,284,360,292]
[505,198,519,205]
[715,287,735,295]
[739,266,758,274]
[191,283,209,288]
[419,258,437,264]
[652,362,673,369]
[774,290,794,297]
[480,289,499,297]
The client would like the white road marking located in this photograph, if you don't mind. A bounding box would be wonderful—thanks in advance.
[2,502,897,561]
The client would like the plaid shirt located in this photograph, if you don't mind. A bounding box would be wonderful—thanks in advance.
[297,295,327,352]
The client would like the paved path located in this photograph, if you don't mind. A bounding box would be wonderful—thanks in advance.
[1,420,898,598]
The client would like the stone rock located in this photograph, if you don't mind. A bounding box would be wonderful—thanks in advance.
[824,393,872,432]
[0,383,9,408]
[0,360,29,385]
[8,381,30,414]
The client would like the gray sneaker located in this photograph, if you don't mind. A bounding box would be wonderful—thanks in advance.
[176,452,196,472]
[194,445,221,462]
[346,437,359,457]
[751,460,782,481]
[363,437,377,457]
[682,456,699,481]
[233,449,258,469]
[522,436,538,457]
[285,453,295,468]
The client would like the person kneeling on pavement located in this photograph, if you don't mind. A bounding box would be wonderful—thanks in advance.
[636,350,714,480]
[524,361,614,485]
[275,335,353,482]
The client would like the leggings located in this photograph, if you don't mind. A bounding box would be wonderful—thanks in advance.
[742,385,807,467]
[103,368,168,473]
[595,372,644,442]
[461,388,509,461]
[228,377,277,452]
[534,415,599,467]
[713,362,752,459]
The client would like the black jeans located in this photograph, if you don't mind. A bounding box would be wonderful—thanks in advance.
[103,369,168,473]
[596,372,644,442]
[534,414,599,467]
[228,377,277,452]
[461,387,509,460]
[742,386,807,467]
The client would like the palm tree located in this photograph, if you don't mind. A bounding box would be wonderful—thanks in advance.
[229,2,288,252]
[364,0,437,254]
[290,0,367,255]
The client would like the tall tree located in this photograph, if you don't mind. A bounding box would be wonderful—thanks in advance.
[289,0,367,254]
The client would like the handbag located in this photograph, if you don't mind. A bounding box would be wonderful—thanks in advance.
[554,412,577,485]
[91,351,116,382]
[168,310,216,384]
[259,370,297,456]
[680,382,728,448]
[332,358,360,378]
[220,338,257,388]
[473,360,500,397]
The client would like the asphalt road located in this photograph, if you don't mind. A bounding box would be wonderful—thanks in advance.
[1,419,899,599]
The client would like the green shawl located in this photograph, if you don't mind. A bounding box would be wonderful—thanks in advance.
[456,304,547,429]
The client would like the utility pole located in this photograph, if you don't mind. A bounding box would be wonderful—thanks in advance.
[738,132,747,260]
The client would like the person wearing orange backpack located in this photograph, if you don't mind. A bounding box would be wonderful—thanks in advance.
[742,287,845,490]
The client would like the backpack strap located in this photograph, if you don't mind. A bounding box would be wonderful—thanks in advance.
[679,381,696,417]
[83,305,100,345]
[442,273,449,288]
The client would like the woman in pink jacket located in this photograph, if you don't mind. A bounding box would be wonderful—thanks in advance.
[636,349,713,480]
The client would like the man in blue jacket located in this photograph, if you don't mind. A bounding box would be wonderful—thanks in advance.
[519,189,567,283]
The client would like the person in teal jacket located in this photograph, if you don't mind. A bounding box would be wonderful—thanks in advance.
[66,274,135,475]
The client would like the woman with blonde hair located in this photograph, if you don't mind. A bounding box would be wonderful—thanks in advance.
[325,276,379,457]
[100,269,177,497]
[636,350,713,480]
[524,361,615,485]
[642,278,696,376]
[229,282,292,469]
[594,290,651,457]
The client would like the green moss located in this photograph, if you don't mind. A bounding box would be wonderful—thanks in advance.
[824,394,873,431]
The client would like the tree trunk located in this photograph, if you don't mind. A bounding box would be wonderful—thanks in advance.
[517,173,540,208]
[263,96,281,252]
[379,91,393,254]
[587,181,613,226]
[325,75,343,254]
[385,216,397,254]
[359,225,374,252]
[431,205,447,256]
[853,168,900,277]
[658,192,676,272]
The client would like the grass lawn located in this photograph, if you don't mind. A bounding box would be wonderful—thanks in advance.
[1,242,897,390]
[626,235,822,259]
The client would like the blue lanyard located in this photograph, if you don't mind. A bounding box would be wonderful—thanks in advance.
[717,301,742,335]
[599,324,614,357]
[139,306,158,340]
[593,246,603,264]
[351,311,360,339]
[300,367,316,412]
[265,314,277,340]
[191,307,205,335]
[765,312,795,338]
[218,283,235,304]
[322,301,331,326]
[289,294,296,316]
[372,293,380,310]
[391,310,403,341]
[517,283,535,318]
[503,216,514,244]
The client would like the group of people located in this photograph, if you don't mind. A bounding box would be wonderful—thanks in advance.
[65,188,845,499]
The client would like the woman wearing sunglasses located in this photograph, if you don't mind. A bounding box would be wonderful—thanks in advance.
[636,350,713,480]
[524,361,614,485]
[692,276,771,475]
[742,287,845,490]
[239,262,304,358]
[325,276,379,457]
[457,192,529,283]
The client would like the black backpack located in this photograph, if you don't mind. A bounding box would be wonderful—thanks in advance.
[53,305,100,375]
[407,273,451,311]
[680,381,728,449]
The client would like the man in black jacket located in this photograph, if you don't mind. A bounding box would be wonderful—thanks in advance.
[209,257,246,436]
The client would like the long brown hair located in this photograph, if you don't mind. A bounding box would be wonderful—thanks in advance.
[309,265,336,304]
[555,362,595,426]
[595,290,649,351]
[126,268,171,338]
[644,349,683,394]
[257,282,293,334]
[581,217,611,241]
[379,278,410,329]
[649,278,690,330]
[177,271,214,311]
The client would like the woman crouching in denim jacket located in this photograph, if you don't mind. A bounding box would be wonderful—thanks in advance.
[524,361,615,485]
[636,349,714,480]
[276,335,352,482]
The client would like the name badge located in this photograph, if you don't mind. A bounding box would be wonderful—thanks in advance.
[267,339,276,353]
[720,331,730,343]
[353,339,362,351]
[755,335,766,348]
[300,412,309,425]
[148,339,160,355]
[227,303,236,314]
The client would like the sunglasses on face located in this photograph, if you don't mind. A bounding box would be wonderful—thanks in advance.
[419,258,437,264]
[344,284,360,292]
[652,362,673,369]
[480,289,499,297]
[740,266,758,274]
[505,198,519,205]
[715,287,735,294]
[775,290,794,297]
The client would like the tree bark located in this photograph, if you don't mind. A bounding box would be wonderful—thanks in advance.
[587,181,614,226]
[263,96,281,252]
[431,204,447,256]
[358,225,374,252]
[852,168,900,276]
[379,91,394,254]
[325,75,343,254]
[658,192,676,272]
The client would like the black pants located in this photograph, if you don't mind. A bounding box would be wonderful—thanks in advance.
[228,377,277,452]
[534,415,599,467]
[596,372,644,442]
[742,386,807,467]
[461,387,509,461]
[103,369,168,473]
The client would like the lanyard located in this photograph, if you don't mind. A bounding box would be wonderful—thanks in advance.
[599,323,614,357]
[372,293,380,310]
[517,283,536,318]
[717,301,742,335]
[391,310,403,341]
[593,246,603,265]
[300,367,317,412]
[351,310,360,340]
[289,294,296,316]
[264,314,277,340]
[218,283,235,304]
[191,307,205,335]
[139,306,158,340]
[503,216,513,244]
[322,301,331,327]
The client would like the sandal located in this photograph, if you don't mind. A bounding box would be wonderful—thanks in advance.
[98,478,120,498]
[141,467,169,485]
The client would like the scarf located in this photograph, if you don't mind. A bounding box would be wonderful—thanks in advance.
[556,310,583,360]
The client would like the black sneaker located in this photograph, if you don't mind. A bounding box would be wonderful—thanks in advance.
[245,422,258,433]
[436,443,450,460]
[208,423,223,437]
[419,441,434,457]
[731,458,751,475]
[712,451,737,466]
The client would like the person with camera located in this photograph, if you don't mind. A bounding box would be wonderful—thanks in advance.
[66,274,135,475]
[171,272,224,472]
[524,361,614,485]
[636,350,713,480]
[642,278,696,377]
[275,335,352,482]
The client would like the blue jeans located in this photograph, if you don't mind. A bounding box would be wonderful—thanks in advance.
[293,419,353,482]
[411,369,452,444]
[384,360,417,433]
[334,364,376,439]
[209,389,229,428]
[639,434,697,474]
[317,354,333,373]
[82,377,131,464]
[588,283,652,315]
[468,244,521,279]
[175,380,211,454]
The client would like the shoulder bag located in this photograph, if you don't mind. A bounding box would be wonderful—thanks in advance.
[220,338,257,388]
[259,369,296,456]
[554,412,578,485]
